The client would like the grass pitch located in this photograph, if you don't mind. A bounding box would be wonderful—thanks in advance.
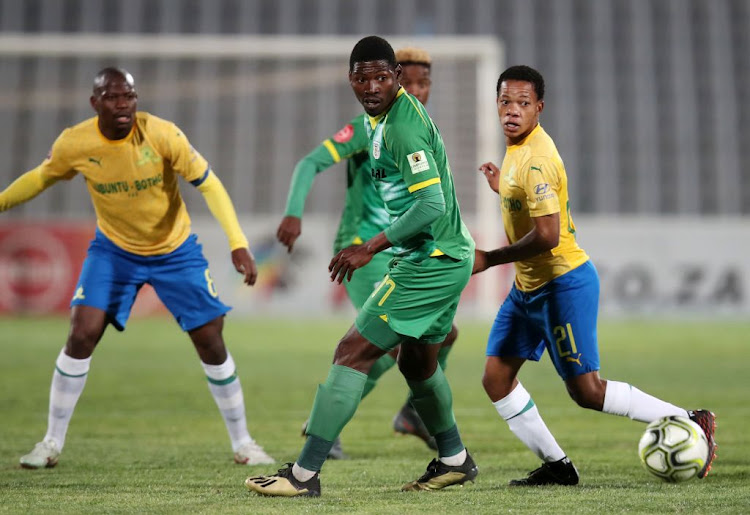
[0,316,748,514]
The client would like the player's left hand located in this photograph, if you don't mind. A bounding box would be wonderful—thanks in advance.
[329,245,373,284]
[472,249,489,275]
[479,162,501,193]
[232,248,258,286]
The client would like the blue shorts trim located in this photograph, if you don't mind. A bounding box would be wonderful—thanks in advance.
[486,260,600,380]
[71,229,230,331]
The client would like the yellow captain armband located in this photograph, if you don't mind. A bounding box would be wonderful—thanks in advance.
[195,170,249,250]
[0,168,58,212]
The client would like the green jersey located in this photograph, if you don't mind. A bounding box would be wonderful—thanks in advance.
[365,88,474,262]
[283,114,391,254]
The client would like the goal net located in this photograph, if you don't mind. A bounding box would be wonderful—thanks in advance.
[0,34,505,317]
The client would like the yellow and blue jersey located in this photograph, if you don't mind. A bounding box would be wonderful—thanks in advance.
[34,112,208,256]
[498,124,589,291]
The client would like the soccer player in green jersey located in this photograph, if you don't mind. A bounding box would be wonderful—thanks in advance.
[247,36,477,497]
[474,65,716,485]
[277,47,457,457]
[0,68,274,469]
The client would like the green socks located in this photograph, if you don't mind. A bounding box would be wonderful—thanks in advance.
[299,364,367,471]
[406,366,464,456]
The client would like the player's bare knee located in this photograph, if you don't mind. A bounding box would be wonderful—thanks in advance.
[65,327,99,357]
[397,345,437,381]
[332,331,383,372]
[568,387,604,411]
[481,370,511,401]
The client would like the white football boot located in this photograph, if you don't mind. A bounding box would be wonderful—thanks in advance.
[20,440,61,469]
[234,440,275,465]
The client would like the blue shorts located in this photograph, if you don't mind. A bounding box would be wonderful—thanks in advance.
[71,229,230,332]
[486,260,600,380]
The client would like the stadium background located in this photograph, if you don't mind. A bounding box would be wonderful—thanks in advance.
[0,0,748,319]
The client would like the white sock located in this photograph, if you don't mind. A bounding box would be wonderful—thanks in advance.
[201,352,251,452]
[439,448,467,466]
[602,380,688,423]
[292,462,317,482]
[44,349,91,450]
[493,382,566,462]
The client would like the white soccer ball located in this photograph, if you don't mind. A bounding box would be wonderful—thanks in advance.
[638,416,709,482]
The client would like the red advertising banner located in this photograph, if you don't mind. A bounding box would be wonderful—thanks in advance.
[0,222,94,313]
[0,222,168,316]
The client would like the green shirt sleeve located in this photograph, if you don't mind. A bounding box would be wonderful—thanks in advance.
[284,115,369,217]
[383,182,445,244]
[384,112,441,193]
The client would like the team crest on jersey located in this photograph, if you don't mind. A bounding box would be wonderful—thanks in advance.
[333,124,354,143]
[408,150,430,174]
[373,141,381,159]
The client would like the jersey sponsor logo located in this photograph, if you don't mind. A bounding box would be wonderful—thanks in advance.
[373,141,381,159]
[535,193,555,202]
[502,196,523,212]
[371,168,386,180]
[333,124,355,143]
[93,181,130,194]
[92,173,163,195]
[534,183,550,195]
[408,150,430,174]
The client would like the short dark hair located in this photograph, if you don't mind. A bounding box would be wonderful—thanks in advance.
[349,36,397,72]
[496,65,545,100]
[93,67,134,94]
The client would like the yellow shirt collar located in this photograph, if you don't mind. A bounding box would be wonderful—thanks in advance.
[367,87,406,129]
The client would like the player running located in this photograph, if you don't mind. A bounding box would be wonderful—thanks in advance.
[474,65,716,485]
[247,35,477,497]
[0,67,274,469]
[276,47,455,457]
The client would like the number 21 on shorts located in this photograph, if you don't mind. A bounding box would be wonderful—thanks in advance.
[553,323,578,359]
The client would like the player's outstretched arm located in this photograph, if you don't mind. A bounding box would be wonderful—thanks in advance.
[0,168,59,212]
[195,170,256,285]
[278,144,341,252]
[478,162,500,193]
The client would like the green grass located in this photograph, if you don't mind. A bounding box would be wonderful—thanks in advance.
[1,316,748,514]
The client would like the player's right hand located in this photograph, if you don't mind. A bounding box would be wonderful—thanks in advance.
[276,216,302,253]
[479,162,500,193]
[329,245,373,284]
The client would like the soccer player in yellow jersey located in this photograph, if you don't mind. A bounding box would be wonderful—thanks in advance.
[473,65,716,485]
[0,67,274,469]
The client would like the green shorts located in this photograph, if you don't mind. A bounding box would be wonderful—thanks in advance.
[355,254,473,351]
[344,250,392,310]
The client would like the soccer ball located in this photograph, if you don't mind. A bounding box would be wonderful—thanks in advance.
[638,416,709,482]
